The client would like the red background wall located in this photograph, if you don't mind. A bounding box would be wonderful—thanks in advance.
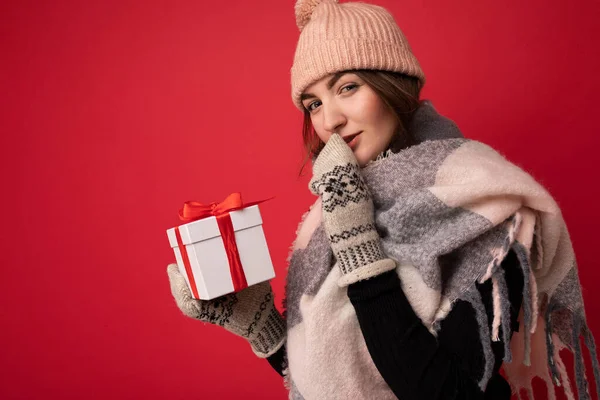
[1,0,599,399]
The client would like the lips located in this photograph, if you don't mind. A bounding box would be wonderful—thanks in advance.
[342,132,361,150]
[342,132,361,144]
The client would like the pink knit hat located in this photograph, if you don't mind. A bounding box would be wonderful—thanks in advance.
[291,0,426,110]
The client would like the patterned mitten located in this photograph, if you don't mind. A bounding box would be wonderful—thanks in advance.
[309,134,396,286]
[167,264,286,357]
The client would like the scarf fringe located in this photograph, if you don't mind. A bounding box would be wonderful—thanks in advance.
[573,314,592,399]
[507,305,600,400]
[530,269,539,333]
[569,315,600,399]
[512,242,534,365]
[491,275,502,342]
[464,288,495,390]
[538,299,600,399]
[583,324,600,398]
[480,213,522,284]
[555,345,576,399]
[492,267,513,362]
[480,239,600,399]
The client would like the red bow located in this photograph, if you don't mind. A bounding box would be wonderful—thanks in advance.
[175,193,271,299]
[178,192,249,222]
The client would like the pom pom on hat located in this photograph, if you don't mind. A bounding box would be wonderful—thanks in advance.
[295,0,338,31]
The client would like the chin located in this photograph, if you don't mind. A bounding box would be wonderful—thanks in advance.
[354,150,375,168]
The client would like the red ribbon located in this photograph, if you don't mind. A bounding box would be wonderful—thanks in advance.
[174,193,270,299]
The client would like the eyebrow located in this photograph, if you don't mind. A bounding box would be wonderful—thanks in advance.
[300,72,348,102]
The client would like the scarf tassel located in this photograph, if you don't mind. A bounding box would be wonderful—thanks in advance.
[512,243,534,365]
[544,302,562,386]
[544,300,600,400]
[465,288,495,390]
[555,348,576,400]
[571,313,600,400]
[491,268,513,362]
[583,323,600,398]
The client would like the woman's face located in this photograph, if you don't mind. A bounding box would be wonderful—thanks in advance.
[301,72,399,167]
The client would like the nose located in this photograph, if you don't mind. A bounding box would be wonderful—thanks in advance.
[322,101,346,135]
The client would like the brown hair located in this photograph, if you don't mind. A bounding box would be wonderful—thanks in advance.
[299,70,422,175]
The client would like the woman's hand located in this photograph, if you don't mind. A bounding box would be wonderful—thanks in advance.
[167,264,286,357]
[309,133,396,286]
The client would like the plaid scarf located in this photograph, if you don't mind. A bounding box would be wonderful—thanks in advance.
[283,102,599,399]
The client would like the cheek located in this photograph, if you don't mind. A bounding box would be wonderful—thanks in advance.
[357,98,397,142]
[316,131,329,144]
[311,118,330,143]
[355,95,390,128]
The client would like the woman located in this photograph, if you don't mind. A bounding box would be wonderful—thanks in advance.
[167,1,599,399]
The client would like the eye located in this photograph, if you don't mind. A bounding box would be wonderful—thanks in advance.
[306,100,322,112]
[340,83,359,93]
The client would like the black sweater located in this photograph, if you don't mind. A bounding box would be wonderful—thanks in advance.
[268,249,523,399]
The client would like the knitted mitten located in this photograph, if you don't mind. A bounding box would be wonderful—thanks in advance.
[309,133,396,286]
[167,264,286,357]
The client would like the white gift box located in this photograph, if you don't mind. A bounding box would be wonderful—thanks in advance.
[166,204,275,300]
